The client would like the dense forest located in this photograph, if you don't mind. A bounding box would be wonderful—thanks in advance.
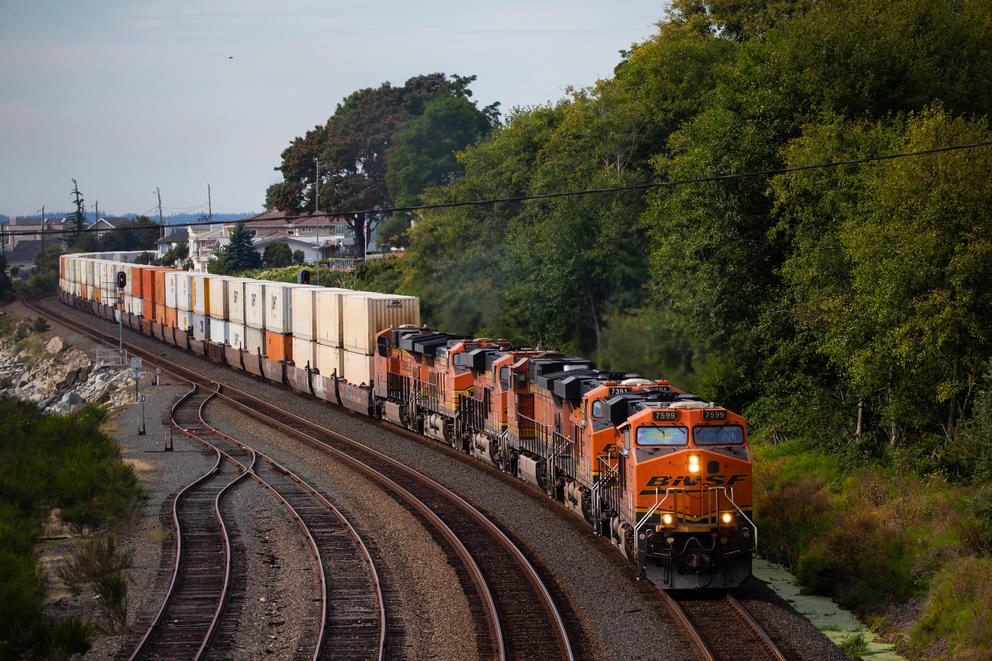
[267,0,992,655]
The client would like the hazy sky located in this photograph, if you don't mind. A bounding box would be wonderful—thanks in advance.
[0,1,666,218]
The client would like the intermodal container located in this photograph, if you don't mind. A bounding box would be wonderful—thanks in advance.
[245,326,264,356]
[290,286,324,341]
[265,331,292,362]
[314,288,354,347]
[244,281,266,330]
[227,279,246,325]
[342,349,375,385]
[192,313,210,342]
[341,293,420,355]
[165,272,178,309]
[165,306,178,329]
[315,343,342,378]
[208,276,229,319]
[229,323,246,350]
[210,318,229,344]
[176,272,193,312]
[192,273,211,316]
[292,337,317,369]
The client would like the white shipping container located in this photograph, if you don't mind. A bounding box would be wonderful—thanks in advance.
[244,281,266,330]
[192,313,210,342]
[314,288,354,347]
[245,326,265,356]
[292,337,317,369]
[131,297,145,317]
[342,293,420,355]
[177,309,192,331]
[291,286,321,341]
[229,323,246,350]
[315,343,343,378]
[209,318,229,344]
[265,282,302,335]
[176,272,193,311]
[208,276,230,319]
[165,272,178,308]
[342,349,375,385]
[192,273,211,316]
[227,279,246,324]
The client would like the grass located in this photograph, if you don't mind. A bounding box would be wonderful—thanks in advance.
[752,437,992,658]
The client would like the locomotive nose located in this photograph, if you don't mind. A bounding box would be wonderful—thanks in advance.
[687,552,711,571]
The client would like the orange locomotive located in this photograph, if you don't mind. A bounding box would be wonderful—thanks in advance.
[373,325,755,590]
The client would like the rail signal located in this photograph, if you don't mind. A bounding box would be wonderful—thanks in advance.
[117,270,127,289]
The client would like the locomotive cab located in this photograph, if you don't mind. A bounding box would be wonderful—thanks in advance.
[608,395,755,590]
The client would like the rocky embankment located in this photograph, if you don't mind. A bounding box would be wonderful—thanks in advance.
[0,334,137,412]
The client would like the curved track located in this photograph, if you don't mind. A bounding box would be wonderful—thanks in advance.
[32,297,575,660]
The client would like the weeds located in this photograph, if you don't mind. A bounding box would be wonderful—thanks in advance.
[838,631,868,657]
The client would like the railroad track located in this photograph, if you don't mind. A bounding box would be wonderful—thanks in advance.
[128,384,256,659]
[30,297,575,660]
[664,591,788,661]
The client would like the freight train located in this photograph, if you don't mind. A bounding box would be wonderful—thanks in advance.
[58,251,756,590]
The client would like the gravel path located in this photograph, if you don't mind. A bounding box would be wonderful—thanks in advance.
[52,299,847,660]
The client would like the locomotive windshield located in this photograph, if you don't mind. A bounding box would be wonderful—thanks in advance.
[693,424,745,445]
[636,425,687,446]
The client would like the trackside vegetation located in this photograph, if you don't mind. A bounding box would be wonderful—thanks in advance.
[0,392,145,658]
[258,1,992,655]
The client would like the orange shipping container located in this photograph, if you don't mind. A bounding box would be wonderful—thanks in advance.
[154,303,166,325]
[142,268,156,303]
[60,255,66,278]
[81,284,89,300]
[165,307,178,329]
[154,270,170,305]
[131,265,144,298]
[265,331,293,362]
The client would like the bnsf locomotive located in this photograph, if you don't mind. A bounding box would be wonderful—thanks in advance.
[59,252,755,590]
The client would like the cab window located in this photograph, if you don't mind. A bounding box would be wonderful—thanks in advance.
[636,425,687,446]
[591,400,604,418]
[693,425,745,446]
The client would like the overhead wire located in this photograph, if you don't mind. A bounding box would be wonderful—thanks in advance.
[7,139,991,239]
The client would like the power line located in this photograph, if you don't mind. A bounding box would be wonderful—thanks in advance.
[8,139,991,239]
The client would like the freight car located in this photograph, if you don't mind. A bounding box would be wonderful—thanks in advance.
[58,252,756,590]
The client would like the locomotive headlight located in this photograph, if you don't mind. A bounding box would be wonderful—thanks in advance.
[688,455,700,473]
[720,512,734,525]
[661,513,674,526]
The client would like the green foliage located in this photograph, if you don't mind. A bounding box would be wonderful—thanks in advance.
[97,216,161,252]
[58,535,133,632]
[386,95,495,208]
[267,73,497,255]
[133,251,154,265]
[262,241,293,268]
[838,631,868,658]
[292,249,305,265]
[156,243,190,269]
[223,222,261,273]
[68,179,86,249]
[0,396,142,657]
[910,555,992,658]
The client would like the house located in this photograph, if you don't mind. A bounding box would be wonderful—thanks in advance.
[188,225,229,272]
[156,227,189,259]
[3,239,45,278]
[1,215,72,253]
[91,216,133,240]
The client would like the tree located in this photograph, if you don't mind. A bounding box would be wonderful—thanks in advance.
[386,96,496,208]
[263,242,293,268]
[292,249,305,265]
[267,73,498,258]
[157,244,189,269]
[223,223,261,273]
[0,254,12,301]
[99,216,160,252]
[68,179,86,248]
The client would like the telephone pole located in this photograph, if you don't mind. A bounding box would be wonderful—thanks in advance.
[207,184,213,225]
[314,158,320,286]
[155,187,164,238]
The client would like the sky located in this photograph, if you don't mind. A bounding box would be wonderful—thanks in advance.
[0,1,667,219]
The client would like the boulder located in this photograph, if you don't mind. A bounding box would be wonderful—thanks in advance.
[45,336,66,354]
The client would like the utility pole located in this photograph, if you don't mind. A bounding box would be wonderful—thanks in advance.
[207,184,213,225]
[314,158,320,286]
[94,200,99,226]
[39,206,45,273]
[156,187,164,239]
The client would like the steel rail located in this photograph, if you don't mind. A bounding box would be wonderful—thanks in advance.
[33,297,576,660]
[726,594,788,661]
[199,402,387,661]
[661,591,717,661]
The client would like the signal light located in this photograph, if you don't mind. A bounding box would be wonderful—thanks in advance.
[117,271,126,289]
[297,269,311,285]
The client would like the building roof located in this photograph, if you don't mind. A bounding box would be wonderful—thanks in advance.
[5,239,45,265]
[95,216,132,228]
[157,227,189,245]
[293,211,350,228]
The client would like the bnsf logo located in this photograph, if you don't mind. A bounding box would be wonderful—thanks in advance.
[639,474,747,495]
